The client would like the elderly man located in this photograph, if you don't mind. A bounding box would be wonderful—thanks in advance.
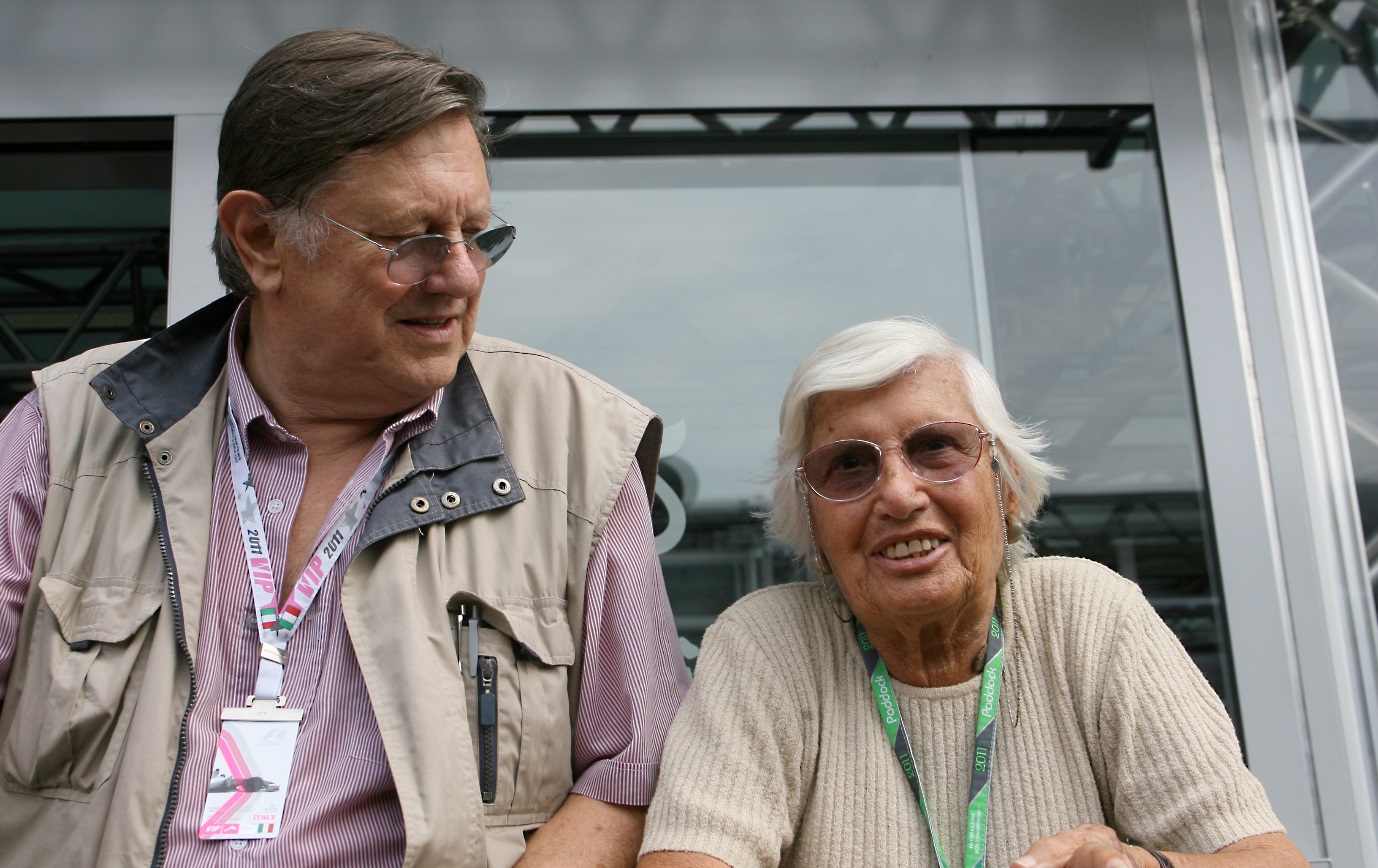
[0,29,689,867]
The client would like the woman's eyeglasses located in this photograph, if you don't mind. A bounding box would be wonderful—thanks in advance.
[796,420,990,502]
[274,195,516,286]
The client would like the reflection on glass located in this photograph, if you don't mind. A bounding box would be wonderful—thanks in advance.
[974,148,1232,708]
[486,153,981,509]
[1284,1,1378,596]
[0,119,172,413]
[484,110,1238,722]
[486,152,982,653]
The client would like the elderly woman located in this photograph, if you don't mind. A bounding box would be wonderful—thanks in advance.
[638,319,1305,868]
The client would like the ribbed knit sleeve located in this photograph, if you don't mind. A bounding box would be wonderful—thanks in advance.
[639,585,823,867]
[1076,562,1283,853]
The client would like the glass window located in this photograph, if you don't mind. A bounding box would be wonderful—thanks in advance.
[484,108,1238,721]
[1283,1,1378,599]
[0,118,172,413]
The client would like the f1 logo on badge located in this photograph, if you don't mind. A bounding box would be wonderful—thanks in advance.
[208,772,280,793]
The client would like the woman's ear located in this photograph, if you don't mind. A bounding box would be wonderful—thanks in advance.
[1002,478,1022,524]
[993,443,1023,526]
[218,190,283,296]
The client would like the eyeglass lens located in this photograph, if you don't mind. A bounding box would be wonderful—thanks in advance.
[800,421,986,501]
[386,225,517,285]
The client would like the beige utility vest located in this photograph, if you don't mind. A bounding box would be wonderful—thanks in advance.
[0,300,660,868]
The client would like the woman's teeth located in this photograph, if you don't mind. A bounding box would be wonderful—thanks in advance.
[883,538,941,559]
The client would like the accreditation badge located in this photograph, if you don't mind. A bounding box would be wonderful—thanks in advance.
[197,703,305,840]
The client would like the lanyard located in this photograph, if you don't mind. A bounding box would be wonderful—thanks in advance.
[854,608,1004,868]
[226,404,392,701]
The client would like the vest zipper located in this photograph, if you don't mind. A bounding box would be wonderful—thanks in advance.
[144,459,197,868]
[355,461,415,547]
[477,655,498,804]
[374,473,410,505]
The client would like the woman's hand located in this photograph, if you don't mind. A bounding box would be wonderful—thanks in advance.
[1012,823,1146,868]
[1013,827,1309,868]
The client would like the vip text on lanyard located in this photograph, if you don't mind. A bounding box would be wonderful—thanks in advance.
[225,404,392,701]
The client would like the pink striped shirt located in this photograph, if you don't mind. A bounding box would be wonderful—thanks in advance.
[0,315,689,866]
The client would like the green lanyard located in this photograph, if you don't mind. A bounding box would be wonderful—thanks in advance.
[854,609,1004,868]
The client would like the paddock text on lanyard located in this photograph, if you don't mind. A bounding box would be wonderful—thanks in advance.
[854,609,1004,868]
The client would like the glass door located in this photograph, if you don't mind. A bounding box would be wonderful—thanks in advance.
[482,107,1237,721]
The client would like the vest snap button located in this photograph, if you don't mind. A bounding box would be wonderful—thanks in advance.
[410,496,430,514]
[138,420,155,435]
[492,478,512,496]
[156,450,172,465]
[102,385,116,399]
[441,491,461,509]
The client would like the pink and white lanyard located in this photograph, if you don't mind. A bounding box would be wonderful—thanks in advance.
[226,404,392,702]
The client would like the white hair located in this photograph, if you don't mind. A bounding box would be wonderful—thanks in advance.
[765,316,1062,562]
[264,198,331,261]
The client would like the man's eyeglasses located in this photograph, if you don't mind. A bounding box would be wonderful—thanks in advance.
[796,420,991,502]
[274,195,516,286]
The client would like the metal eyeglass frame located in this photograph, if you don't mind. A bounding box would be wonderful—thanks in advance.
[795,420,992,502]
[271,194,515,285]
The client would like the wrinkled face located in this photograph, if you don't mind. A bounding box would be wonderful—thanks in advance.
[263,115,491,416]
[805,363,1012,634]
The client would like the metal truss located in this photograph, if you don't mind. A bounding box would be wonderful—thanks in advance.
[1282,0,1378,142]
[0,229,168,406]
[0,117,172,412]
[489,106,1152,167]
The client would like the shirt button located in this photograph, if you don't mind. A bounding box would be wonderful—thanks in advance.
[266,499,284,514]
[229,839,248,851]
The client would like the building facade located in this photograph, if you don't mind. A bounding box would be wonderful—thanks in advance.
[0,1,1374,864]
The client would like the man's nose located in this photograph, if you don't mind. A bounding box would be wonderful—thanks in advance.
[420,247,484,297]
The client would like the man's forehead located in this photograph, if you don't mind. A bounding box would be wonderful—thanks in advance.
[321,117,490,211]
[339,117,482,172]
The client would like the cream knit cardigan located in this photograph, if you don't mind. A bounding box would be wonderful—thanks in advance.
[641,556,1282,867]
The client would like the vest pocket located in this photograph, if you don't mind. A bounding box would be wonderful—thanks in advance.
[0,573,161,800]
[450,593,574,826]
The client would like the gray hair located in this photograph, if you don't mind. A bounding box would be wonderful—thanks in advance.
[765,317,1061,562]
[212,29,490,299]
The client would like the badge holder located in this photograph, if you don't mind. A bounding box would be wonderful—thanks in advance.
[198,647,305,841]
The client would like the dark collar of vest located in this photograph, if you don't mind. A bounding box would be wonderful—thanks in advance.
[88,295,527,543]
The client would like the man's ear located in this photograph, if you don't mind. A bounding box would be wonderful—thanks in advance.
[218,190,283,296]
